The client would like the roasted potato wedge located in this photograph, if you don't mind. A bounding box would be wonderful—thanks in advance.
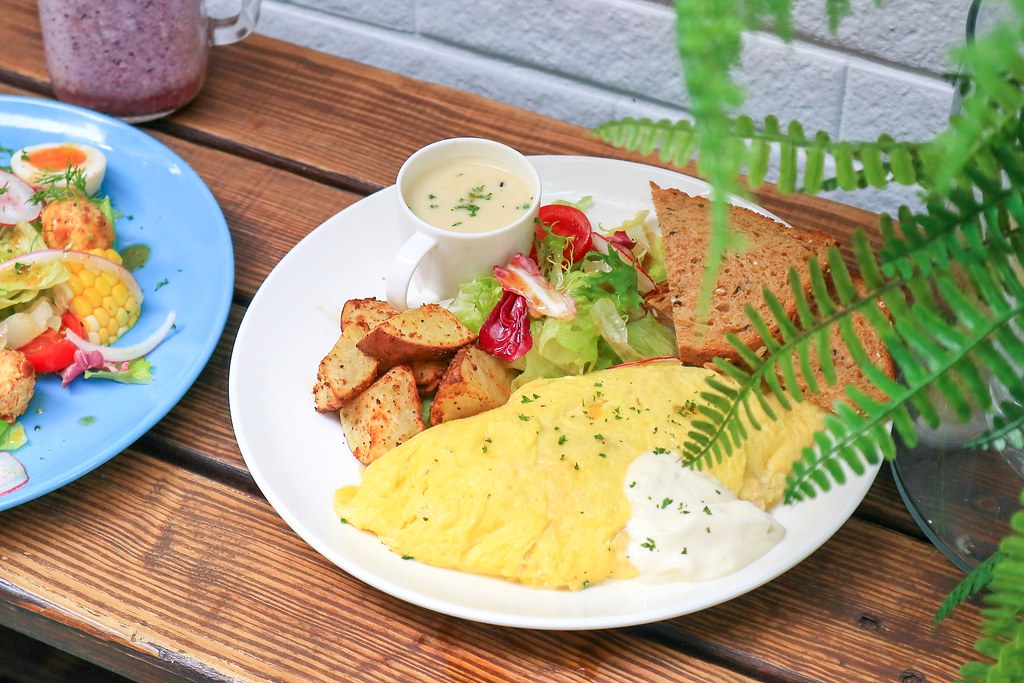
[356,303,477,365]
[313,321,379,413]
[430,345,517,425]
[339,364,425,465]
[341,297,398,331]
[410,358,449,395]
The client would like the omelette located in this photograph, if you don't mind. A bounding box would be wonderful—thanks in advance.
[334,361,826,590]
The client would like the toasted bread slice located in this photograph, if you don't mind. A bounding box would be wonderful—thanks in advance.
[651,182,837,366]
[339,365,425,465]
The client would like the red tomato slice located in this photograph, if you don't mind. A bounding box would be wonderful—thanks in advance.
[535,204,593,263]
[19,312,85,374]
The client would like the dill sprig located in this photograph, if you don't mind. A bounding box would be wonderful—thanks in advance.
[29,164,91,205]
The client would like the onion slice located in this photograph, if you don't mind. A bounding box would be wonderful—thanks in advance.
[67,310,176,363]
[0,249,144,308]
[0,170,41,225]
[0,451,28,496]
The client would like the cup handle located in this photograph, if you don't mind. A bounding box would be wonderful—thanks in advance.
[385,231,437,310]
[209,0,262,46]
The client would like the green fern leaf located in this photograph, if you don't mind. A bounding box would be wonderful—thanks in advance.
[957,491,1024,682]
[938,552,1006,623]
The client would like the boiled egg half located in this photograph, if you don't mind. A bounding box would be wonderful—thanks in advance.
[10,142,107,196]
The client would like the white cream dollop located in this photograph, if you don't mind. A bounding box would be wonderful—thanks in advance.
[624,451,785,584]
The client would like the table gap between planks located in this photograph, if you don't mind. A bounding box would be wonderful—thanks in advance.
[0,1,986,681]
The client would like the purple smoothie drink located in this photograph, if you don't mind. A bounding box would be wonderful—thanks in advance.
[38,0,260,122]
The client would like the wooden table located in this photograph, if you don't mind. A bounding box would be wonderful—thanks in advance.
[0,1,990,680]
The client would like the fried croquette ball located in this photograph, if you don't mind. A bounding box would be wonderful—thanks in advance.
[0,349,35,423]
[40,198,115,251]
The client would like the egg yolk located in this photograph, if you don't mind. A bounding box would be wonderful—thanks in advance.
[28,146,88,171]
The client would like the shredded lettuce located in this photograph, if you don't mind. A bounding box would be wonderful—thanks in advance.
[0,224,71,313]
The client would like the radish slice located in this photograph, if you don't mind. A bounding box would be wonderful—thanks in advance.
[0,170,41,225]
[612,356,682,368]
[0,451,28,496]
[67,310,176,363]
[494,253,577,320]
[0,249,144,307]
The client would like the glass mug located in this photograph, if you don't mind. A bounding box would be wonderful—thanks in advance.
[37,0,262,123]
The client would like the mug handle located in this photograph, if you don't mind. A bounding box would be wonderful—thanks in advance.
[209,0,262,46]
[385,231,437,310]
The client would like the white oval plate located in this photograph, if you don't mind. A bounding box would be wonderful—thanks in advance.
[229,156,879,630]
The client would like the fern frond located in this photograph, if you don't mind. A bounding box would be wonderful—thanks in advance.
[957,493,1024,682]
[880,161,1024,281]
[936,551,1004,623]
[680,221,1024,499]
[923,13,1024,195]
[592,115,927,196]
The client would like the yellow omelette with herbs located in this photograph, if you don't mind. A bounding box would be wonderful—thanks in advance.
[334,362,826,590]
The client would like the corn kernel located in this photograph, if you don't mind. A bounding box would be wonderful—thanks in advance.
[92,307,110,328]
[94,275,112,297]
[83,288,103,308]
[111,283,129,307]
[71,297,91,319]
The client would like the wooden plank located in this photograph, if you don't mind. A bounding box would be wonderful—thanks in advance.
[0,453,759,683]
[660,521,984,683]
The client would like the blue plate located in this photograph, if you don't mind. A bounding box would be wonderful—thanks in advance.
[0,95,234,511]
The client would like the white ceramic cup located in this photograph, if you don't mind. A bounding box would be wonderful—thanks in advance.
[385,138,541,309]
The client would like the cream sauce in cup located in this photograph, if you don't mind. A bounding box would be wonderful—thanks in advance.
[404,156,535,234]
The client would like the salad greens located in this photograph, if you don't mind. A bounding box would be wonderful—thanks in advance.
[449,203,676,388]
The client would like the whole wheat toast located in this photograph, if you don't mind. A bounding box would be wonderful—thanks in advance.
[651,182,838,366]
[651,182,894,412]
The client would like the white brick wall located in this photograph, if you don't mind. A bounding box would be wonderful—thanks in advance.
[253,0,974,213]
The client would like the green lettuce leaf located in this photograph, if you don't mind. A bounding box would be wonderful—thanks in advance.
[84,358,153,384]
[449,275,503,333]
[0,420,27,451]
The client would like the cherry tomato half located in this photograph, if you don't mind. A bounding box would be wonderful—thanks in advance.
[19,312,85,374]
[535,204,593,263]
